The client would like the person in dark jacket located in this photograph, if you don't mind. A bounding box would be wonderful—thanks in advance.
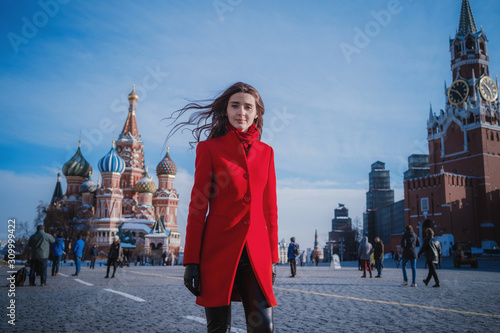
[394,251,401,268]
[374,237,384,278]
[51,233,65,276]
[418,228,441,287]
[287,237,299,277]
[401,225,420,287]
[89,244,98,269]
[105,236,123,278]
[28,225,55,286]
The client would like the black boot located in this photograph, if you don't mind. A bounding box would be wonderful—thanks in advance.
[205,306,231,333]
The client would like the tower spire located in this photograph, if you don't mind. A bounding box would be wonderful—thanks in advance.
[51,172,64,206]
[118,86,141,142]
[458,0,477,36]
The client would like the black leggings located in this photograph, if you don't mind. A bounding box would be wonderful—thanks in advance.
[205,248,273,333]
[425,261,439,285]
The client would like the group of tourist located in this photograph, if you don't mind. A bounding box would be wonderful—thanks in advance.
[27,225,125,285]
[357,225,442,287]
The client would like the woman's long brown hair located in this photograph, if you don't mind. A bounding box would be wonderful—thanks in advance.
[165,82,265,148]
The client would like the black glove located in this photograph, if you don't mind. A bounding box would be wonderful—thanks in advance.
[184,264,201,296]
[272,263,277,285]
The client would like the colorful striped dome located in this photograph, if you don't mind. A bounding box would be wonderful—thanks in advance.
[135,168,157,193]
[80,177,98,193]
[98,142,126,174]
[156,148,177,176]
[63,142,92,178]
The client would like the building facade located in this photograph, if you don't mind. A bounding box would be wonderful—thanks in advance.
[51,86,181,258]
[405,0,500,249]
[363,161,396,242]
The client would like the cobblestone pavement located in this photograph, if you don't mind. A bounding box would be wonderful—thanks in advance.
[1,258,499,332]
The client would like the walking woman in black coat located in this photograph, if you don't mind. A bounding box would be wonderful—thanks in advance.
[418,228,442,288]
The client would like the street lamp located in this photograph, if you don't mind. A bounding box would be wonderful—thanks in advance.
[339,237,345,262]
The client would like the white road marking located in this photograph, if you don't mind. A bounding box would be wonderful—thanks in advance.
[103,288,146,302]
[74,279,94,286]
[184,316,245,332]
[59,273,69,277]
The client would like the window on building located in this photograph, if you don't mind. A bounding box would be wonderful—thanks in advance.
[466,38,475,50]
[480,42,485,53]
[421,198,429,212]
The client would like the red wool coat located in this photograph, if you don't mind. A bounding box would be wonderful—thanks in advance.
[183,131,278,307]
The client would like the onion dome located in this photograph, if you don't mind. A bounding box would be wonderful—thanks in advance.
[156,148,177,176]
[63,142,92,177]
[134,167,157,193]
[128,84,139,101]
[98,141,126,174]
[80,173,98,193]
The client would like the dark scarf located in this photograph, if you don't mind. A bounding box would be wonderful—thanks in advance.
[226,124,259,154]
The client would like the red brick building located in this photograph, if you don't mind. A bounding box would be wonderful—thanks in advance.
[404,0,500,249]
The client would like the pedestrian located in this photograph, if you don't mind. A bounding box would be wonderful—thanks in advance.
[401,225,420,287]
[162,251,167,266]
[374,237,384,278]
[105,236,123,278]
[89,244,98,269]
[180,82,278,333]
[72,234,85,276]
[28,225,55,286]
[300,250,307,267]
[288,237,299,277]
[395,251,401,268]
[51,233,65,276]
[418,228,442,288]
[358,236,373,278]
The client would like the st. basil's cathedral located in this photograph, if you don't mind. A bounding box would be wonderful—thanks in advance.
[50,86,181,258]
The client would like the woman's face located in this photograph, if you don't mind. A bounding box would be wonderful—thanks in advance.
[226,92,258,132]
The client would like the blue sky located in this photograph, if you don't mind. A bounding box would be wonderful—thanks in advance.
[1,0,499,248]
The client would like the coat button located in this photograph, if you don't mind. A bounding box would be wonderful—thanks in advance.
[243,173,249,179]
[243,194,251,203]
[242,220,250,225]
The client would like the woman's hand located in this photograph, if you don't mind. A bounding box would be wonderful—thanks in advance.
[184,264,201,296]
[272,263,277,285]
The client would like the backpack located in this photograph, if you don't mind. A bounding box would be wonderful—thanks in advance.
[293,243,300,256]
[15,267,28,287]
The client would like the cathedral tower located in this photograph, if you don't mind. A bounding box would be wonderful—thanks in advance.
[62,141,92,206]
[115,85,146,217]
[95,141,125,219]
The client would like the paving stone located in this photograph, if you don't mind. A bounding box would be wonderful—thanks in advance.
[1,258,499,332]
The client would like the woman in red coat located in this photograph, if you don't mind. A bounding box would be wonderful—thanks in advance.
[174,82,278,332]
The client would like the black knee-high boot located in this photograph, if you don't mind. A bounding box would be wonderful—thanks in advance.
[205,305,231,333]
[235,249,274,333]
